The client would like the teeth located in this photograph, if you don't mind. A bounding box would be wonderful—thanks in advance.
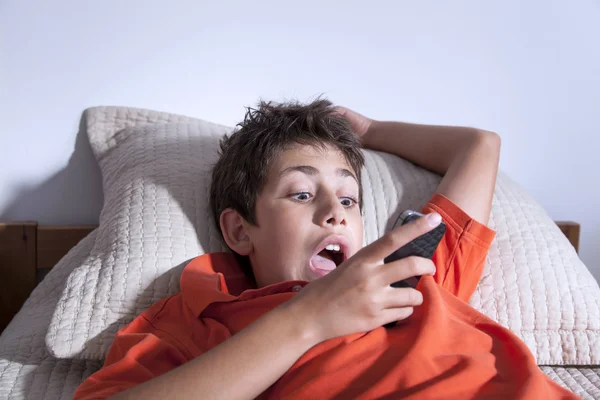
[325,244,341,252]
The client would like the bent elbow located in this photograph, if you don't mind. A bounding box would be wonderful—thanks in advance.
[474,129,501,153]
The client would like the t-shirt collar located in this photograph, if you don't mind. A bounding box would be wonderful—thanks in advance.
[180,252,308,316]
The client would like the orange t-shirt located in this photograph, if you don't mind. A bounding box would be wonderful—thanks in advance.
[74,194,577,399]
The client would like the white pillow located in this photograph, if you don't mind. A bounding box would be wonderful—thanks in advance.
[46,106,600,365]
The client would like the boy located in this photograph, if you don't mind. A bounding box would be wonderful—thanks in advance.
[75,100,577,399]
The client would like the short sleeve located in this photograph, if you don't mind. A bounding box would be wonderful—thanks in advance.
[73,307,193,399]
[421,193,496,301]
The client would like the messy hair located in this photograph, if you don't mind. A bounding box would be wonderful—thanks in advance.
[209,98,365,275]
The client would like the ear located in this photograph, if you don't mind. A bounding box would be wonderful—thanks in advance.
[220,208,253,256]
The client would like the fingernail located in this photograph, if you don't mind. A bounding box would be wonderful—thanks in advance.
[426,213,442,227]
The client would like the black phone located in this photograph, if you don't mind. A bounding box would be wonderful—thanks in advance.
[384,210,446,289]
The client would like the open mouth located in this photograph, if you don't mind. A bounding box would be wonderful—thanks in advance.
[315,247,345,267]
[309,237,350,277]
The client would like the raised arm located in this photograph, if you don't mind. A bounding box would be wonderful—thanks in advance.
[337,108,501,224]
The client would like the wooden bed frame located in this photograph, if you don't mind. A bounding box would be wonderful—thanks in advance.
[0,221,582,334]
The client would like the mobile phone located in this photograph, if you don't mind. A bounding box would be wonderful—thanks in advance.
[384,210,446,289]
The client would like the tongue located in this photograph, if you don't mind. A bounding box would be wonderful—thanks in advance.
[311,252,337,271]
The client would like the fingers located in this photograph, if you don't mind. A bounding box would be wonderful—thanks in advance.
[332,106,347,116]
[381,307,414,323]
[381,286,424,309]
[356,212,442,264]
[379,256,436,287]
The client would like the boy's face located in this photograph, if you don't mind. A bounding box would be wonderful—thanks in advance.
[245,143,364,288]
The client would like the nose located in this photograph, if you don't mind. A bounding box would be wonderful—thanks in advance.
[316,192,347,227]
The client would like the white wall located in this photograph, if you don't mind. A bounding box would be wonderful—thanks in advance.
[1,0,599,280]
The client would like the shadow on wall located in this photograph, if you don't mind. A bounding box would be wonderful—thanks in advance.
[0,115,104,225]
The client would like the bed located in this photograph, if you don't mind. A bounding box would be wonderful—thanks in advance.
[0,106,599,399]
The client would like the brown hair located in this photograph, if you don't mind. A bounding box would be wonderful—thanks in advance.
[209,98,364,275]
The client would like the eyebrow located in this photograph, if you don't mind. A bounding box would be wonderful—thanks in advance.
[279,165,358,183]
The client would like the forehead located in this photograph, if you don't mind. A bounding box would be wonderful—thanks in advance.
[271,143,353,173]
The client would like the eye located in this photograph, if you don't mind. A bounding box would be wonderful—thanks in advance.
[290,192,312,202]
[340,197,359,208]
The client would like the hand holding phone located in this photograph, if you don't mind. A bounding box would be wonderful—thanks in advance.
[383,210,446,328]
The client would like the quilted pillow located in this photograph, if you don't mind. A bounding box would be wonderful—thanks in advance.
[46,106,600,365]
